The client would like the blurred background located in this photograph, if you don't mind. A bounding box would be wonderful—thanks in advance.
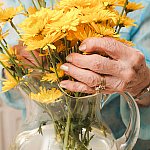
[0,98,22,150]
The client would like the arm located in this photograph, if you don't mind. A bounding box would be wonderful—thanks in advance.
[120,0,150,140]
[58,0,150,140]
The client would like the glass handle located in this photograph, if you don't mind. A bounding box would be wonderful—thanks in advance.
[116,92,140,150]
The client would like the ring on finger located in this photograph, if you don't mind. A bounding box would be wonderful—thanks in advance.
[95,76,106,93]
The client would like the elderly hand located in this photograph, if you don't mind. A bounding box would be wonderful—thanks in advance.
[60,37,150,99]
[13,41,39,67]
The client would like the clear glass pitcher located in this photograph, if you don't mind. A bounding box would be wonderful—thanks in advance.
[11,73,140,150]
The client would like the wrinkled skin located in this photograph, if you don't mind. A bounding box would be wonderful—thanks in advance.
[59,37,150,105]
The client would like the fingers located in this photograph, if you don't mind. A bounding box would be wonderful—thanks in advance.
[60,63,125,92]
[66,53,123,77]
[79,37,135,60]
[13,43,40,66]
[60,80,95,94]
[60,63,101,87]
[60,80,114,94]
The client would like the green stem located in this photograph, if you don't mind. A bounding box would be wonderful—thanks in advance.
[46,55,51,68]
[73,98,79,114]
[0,41,22,77]
[3,39,7,47]
[53,50,63,63]
[48,46,60,82]
[37,0,42,8]
[44,106,63,142]
[41,0,46,7]
[0,61,18,82]
[31,0,38,10]
[64,37,68,58]
[63,109,71,150]
[10,20,45,73]
[10,20,21,37]
[50,0,54,9]
[30,51,42,68]
[40,49,45,71]
[115,0,128,32]
[19,62,50,72]
[18,0,28,14]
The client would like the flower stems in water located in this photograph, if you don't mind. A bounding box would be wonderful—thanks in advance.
[63,108,71,150]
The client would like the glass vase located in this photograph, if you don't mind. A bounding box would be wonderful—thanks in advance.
[10,72,140,150]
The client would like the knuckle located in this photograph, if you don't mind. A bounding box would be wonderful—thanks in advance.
[136,52,145,63]
[124,69,136,82]
[91,55,102,72]
[90,55,109,72]
[86,75,99,87]
[69,53,80,63]
[79,85,91,93]
[77,84,86,92]
[111,62,122,74]
[72,83,81,91]
[104,37,118,51]
[131,51,145,67]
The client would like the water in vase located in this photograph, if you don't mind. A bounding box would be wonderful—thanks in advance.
[12,124,117,150]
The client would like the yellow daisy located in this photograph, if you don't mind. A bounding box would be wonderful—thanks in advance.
[42,63,64,83]
[117,0,127,7]
[54,40,66,53]
[45,8,80,34]
[22,32,65,51]
[90,22,118,37]
[120,15,136,27]
[80,9,118,24]
[27,6,37,15]
[20,8,65,50]
[2,72,18,92]
[30,87,63,104]
[0,5,23,23]
[126,2,144,12]
[0,47,16,67]
[69,24,102,41]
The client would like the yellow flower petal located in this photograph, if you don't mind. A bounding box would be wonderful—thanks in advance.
[42,63,64,83]
[0,5,23,22]
[27,6,37,15]
[126,2,144,12]
[30,87,62,104]
[1,72,18,92]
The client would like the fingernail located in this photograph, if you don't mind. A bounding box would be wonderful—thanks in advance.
[79,44,86,51]
[60,64,69,72]
[66,55,72,62]
[60,83,66,88]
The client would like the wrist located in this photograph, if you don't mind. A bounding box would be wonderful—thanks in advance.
[135,68,150,106]
[136,94,150,107]
[135,84,150,100]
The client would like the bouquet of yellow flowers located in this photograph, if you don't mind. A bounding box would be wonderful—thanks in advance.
[0,0,143,149]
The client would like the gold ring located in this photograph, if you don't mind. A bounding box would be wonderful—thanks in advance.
[95,76,106,93]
